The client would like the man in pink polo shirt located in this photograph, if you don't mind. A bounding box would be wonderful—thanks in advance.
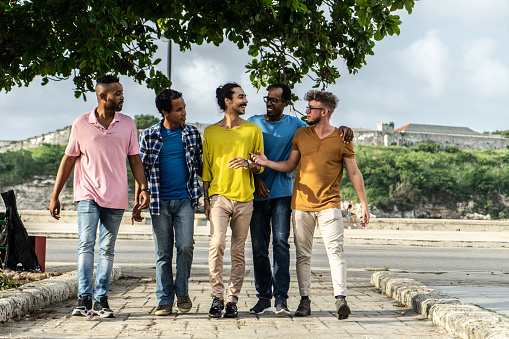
[49,74,149,318]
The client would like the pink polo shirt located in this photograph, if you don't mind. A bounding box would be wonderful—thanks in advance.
[65,109,140,209]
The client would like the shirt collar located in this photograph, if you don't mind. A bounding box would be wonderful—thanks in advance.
[89,108,120,125]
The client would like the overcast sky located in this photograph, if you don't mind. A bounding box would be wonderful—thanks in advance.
[0,0,508,141]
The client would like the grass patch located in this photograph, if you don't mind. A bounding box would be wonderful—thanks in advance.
[365,267,390,271]
[0,275,20,291]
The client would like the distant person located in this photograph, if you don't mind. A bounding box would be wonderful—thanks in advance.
[247,83,354,315]
[49,74,150,318]
[132,89,203,316]
[347,204,356,228]
[251,90,370,320]
[202,83,264,318]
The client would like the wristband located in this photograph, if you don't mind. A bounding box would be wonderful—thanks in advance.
[141,188,150,193]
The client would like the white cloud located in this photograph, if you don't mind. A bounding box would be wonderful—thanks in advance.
[399,30,450,96]
[462,38,509,97]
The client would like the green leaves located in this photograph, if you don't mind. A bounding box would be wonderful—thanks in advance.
[0,0,417,98]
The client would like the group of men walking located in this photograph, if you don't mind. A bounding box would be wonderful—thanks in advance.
[49,74,370,320]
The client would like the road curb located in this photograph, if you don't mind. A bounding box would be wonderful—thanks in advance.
[371,271,509,339]
[0,266,122,323]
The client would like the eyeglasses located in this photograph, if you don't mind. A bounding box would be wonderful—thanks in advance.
[263,96,286,104]
[305,106,325,111]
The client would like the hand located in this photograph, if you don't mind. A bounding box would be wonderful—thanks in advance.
[339,125,354,144]
[204,201,211,221]
[249,150,268,167]
[49,197,61,220]
[228,157,248,169]
[254,176,270,198]
[138,191,150,209]
[360,205,370,227]
[131,204,144,224]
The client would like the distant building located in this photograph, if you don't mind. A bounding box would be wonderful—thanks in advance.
[394,123,482,136]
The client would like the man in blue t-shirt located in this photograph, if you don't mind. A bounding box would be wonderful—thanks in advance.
[133,89,203,316]
[247,84,353,315]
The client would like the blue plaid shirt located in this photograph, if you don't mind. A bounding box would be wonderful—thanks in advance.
[139,121,203,215]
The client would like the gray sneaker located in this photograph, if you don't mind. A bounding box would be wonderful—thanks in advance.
[335,298,351,319]
[295,298,311,317]
[177,295,192,312]
[274,296,290,315]
[72,295,92,316]
[93,297,115,318]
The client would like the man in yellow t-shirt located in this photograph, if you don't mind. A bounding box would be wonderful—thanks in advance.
[202,83,264,318]
[250,90,370,320]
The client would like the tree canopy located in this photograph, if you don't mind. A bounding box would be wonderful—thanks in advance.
[0,0,416,98]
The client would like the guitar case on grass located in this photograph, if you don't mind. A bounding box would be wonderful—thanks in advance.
[1,190,41,271]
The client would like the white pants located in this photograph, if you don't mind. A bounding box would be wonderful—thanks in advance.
[292,208,347,297]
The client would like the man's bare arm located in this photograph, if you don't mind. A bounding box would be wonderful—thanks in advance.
[250,149,300,173]
[49,155,76,220]
[203,181,211,221]
[343,157,370,226]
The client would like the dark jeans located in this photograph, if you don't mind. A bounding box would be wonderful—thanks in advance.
[151,198,195,305]
[250,197,291,299]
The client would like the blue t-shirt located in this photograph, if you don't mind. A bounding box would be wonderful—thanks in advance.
[248,114,307,201]
[159,126,190,200]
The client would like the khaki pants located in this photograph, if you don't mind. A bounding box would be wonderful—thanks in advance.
[292,208,347,297]
[208,195,253,303]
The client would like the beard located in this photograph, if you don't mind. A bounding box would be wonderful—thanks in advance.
[106,98,123,112]
[306,114,321,125]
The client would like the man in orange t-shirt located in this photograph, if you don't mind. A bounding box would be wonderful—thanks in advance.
[250,90,370,320]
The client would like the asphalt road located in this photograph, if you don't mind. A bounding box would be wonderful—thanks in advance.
[45,238,509,278]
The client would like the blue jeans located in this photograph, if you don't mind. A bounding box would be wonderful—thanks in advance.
[77,200,124,301]
[151,198,195,306]
[250,197,291,299]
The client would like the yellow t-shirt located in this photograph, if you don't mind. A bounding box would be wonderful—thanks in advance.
[202,121,264,202]
[291,126,355,211]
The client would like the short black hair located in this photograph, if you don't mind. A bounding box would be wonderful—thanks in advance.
[155,89,183,116]
[216,83,241,110]
[268,83,291,101]
[96,74,119,85]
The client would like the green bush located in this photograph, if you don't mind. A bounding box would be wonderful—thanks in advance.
[341,145,509,218]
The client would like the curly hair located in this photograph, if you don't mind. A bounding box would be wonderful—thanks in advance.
[155,89,183,115]
[304,90,339,113]
[216,83,241,110]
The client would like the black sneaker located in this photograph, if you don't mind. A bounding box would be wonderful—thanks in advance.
[249,298,272,314]
[208,297,224,318]
[295,298,311,317]
[224,302,238,318]
[177,295,192,312]
[335,298,351,320]
[72,295,92,316]
[274,296,290,315]
[93,297,115,318]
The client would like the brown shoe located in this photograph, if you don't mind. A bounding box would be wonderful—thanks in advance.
[295,299,311,317]
[177,295,192,312]
[335,298,351,319]
[154,304,172,316]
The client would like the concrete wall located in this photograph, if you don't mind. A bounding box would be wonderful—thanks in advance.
[13,210,509,232]
[0,127,71,153]
[2,122,509,153]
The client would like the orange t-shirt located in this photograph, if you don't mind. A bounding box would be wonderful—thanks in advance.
[291,126,355,211]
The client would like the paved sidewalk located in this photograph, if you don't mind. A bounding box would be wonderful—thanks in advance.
[0,265,455,338]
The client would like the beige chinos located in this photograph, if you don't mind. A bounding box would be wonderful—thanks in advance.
[293,208,347,297]
[208,195,253,303]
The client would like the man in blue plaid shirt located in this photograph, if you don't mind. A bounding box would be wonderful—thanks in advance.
[133,89,203,316]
